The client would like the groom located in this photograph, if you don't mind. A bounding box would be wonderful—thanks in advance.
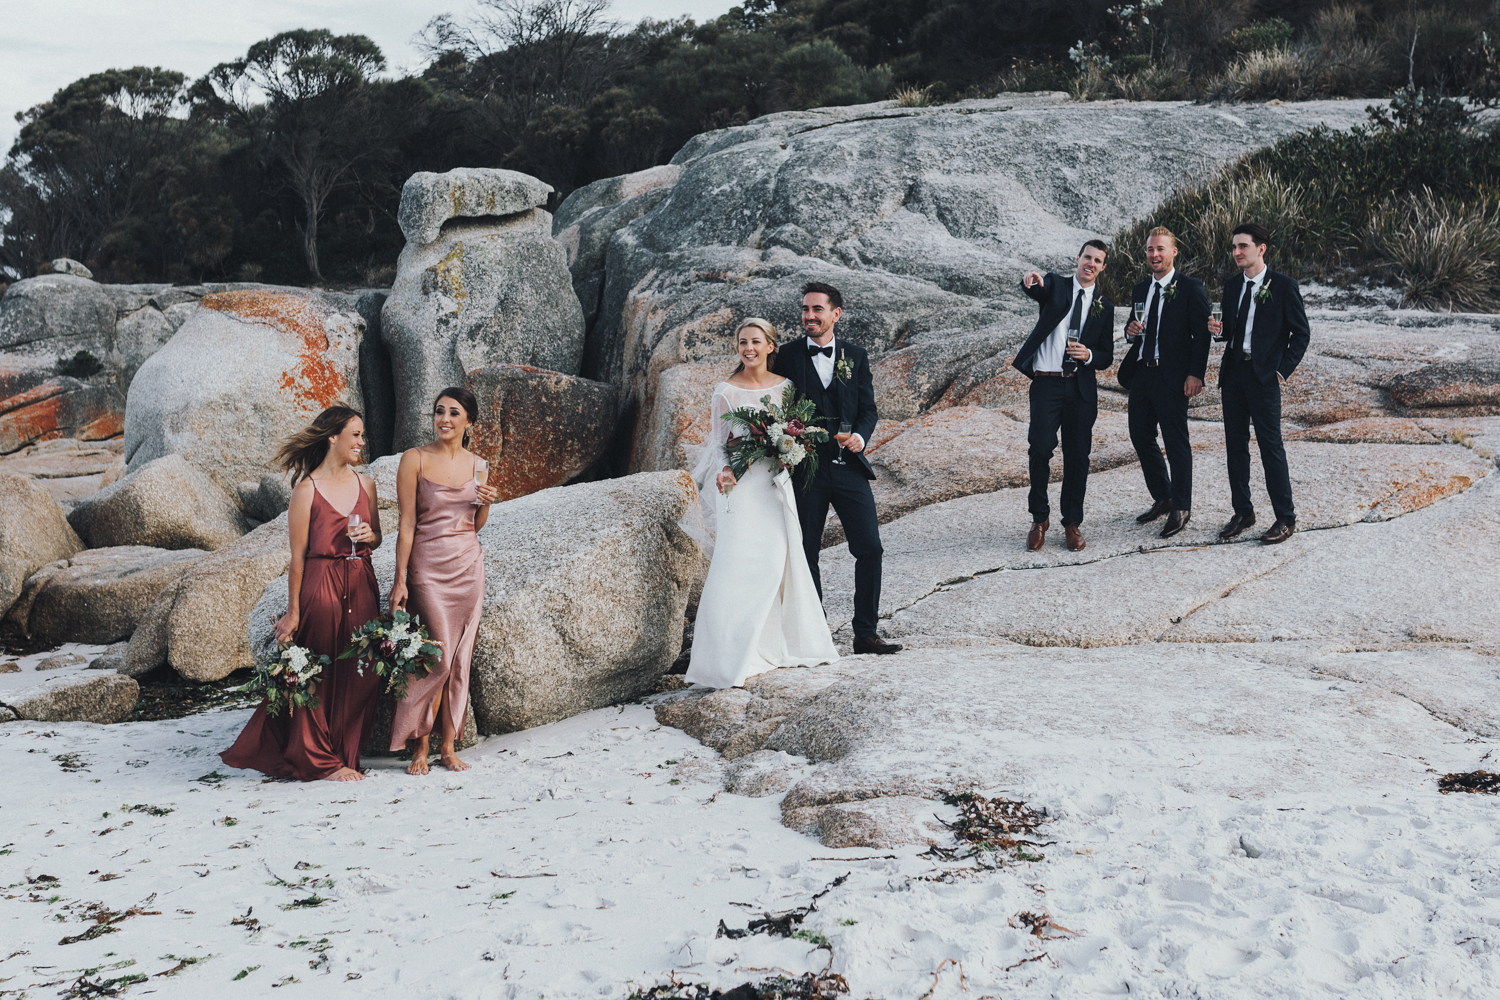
[772,282,900,655]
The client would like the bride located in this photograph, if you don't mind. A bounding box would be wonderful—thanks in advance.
[683,318,838,688]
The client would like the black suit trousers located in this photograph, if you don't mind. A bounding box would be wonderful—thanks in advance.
[1221,359,1295,521]
[1128,366,1194,511]
[1027,376,1096,526]
[796,460,883,638]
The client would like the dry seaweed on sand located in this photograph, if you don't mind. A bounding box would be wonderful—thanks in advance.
[128,668,258,722]
[920,791,1053,864]
[1437,769,1500,794]
[627,970,851,1000]
[715,874,848,941]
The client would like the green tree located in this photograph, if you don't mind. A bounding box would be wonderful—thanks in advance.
[192,29,392,281]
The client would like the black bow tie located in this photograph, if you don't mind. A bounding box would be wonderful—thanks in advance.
[810,344,833,357]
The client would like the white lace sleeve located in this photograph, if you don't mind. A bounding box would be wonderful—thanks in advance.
[680,386,734,559]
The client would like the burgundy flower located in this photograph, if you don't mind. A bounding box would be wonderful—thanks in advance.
[380,639,397,656]
[786,419,805,436]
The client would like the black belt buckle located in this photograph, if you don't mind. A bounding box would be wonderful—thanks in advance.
[1142,359,1160,368]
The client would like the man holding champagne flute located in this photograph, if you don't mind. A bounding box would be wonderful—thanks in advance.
[1012,240,1115,552]
[1118,227,1211,539]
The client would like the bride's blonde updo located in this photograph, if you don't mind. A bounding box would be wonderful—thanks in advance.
[731,317,778,375]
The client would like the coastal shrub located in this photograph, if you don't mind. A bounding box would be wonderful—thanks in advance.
[1228,18,1296,54]
[1367,188,1500,311]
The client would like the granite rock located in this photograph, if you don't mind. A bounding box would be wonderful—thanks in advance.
[0,670,138,723]
[0,472,84,617]
[465,364,618,500]
[68,453,248,550]
[1,545,206,645]
[397,167,552,246]
[123,289,369,487]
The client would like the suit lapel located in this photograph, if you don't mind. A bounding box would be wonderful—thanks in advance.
[1251,272,1275,341]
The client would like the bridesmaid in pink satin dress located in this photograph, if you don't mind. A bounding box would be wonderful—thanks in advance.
[388,387,498,774]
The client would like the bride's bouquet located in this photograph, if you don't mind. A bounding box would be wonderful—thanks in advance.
[244,643,328,717]
[722,384,832,483]
[339,609,442,700]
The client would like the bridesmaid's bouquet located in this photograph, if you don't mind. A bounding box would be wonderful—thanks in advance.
[722,384,831,483]
[245,643,328,717]
[339,610,442,701]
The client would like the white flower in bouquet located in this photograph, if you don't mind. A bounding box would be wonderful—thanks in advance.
[782,440,807,467]
[767,421,786,441]
[286,646,309,673]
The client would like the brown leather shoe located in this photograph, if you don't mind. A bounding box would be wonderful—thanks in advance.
[1027,519,1048,551]
[852,635,903,655]
[1136,498,1171,523]
[1160,509,1191,539]
[1218,511,1256,540]
[1261,518,1295,544]
[1065,524,1086,551]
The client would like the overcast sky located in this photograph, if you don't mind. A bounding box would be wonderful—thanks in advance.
[0,0,733,154]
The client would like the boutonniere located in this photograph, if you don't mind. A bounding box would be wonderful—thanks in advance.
[834,349,854,384]
[1089,297,1106,319]
[1163,281,1180,303]
[1255,282,1272,305]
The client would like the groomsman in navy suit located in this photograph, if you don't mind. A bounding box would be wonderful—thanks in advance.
[1118,226,1211,538]
[1012,240,1116,552]
[1208,222,1311,545]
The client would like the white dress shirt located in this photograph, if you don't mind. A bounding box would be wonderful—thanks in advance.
[1237,266,1267,354]
[1035,277,1095,371]
[806,336,862,451]
[1142,268,1175,362]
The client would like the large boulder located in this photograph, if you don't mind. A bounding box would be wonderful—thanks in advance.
[593,97,1372,462]
[123,289,369,486]
[125,515,291,681]
[553,164,681,335]
[469,471,700,733]
[0,670,138,723]
[68,453,248,550]
[465,364,619,500]
[1,545,206,645]
[0,472,84,617]
[0,372,125,454]
[382,168,585,450]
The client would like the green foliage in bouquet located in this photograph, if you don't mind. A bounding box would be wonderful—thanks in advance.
[339,609,442,701]
[243,643,328,717]
[721,383,831,485]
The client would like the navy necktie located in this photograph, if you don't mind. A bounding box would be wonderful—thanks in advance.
[1230,280,1254,357]
[1064,289,1085,371]
[1143,282,1162,362]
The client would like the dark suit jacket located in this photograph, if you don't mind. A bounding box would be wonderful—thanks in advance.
[772,337,878,481]
[1011,273,1115,405]
[1216,269,1311,385]
[1118,273,1211,390]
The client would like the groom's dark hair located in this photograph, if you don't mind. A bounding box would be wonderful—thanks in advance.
[801,281,843,310]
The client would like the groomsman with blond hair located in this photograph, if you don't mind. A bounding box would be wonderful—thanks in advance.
[1119,226,1211,538]
[1208,222,1310,545]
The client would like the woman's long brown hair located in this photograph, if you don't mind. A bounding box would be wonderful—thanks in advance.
[274,405,364,484]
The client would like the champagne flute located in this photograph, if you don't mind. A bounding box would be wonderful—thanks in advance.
[1211,302,1224,341]
[721,474,734,514]
[471,458,489,506]
[1066,324,1081,364]
[833,420,852,465]
[346,513,362,561]
[1131,300,1147,340]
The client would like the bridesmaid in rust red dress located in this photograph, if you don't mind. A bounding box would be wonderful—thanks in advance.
[222,405,383,782]
[389,387,497,775]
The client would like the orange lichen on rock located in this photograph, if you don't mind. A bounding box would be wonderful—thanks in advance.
[201,290,348,412]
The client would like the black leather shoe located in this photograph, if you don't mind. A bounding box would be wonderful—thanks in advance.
[1160,509,1191,538]
[1261,518,1295,544]
[1136,498,1172,523]
[853,635,903,655]
[1219,511,1256,540]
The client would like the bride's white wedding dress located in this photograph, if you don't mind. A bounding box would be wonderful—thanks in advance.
[681,379,838,688]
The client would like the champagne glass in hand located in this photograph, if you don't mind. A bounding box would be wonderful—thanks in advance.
[1210,302,1225,341]
[833,421,853,465]
[471,459,489,505]
[1131,300,1147,340]
[1066,325,1082,365]
[346,513,362,560]
[720,472,734,514]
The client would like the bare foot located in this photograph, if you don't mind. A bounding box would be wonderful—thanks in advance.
[324,767,364,782]
[406,737,432,776]
[439,753,470,772]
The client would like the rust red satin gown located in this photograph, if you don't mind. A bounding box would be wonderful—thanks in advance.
[222,480,381,780]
